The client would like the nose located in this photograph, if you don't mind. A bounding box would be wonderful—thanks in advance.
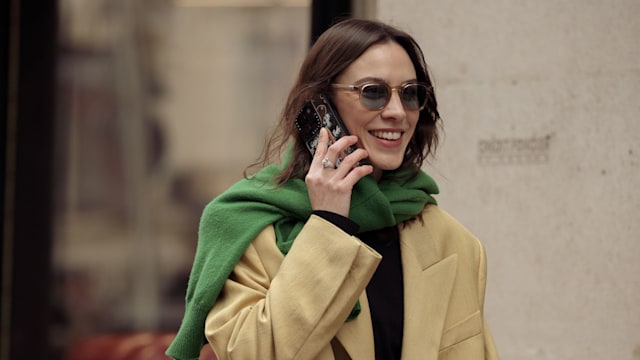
[381,89,406,120]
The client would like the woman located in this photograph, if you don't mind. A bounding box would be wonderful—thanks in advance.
[167,19,498,360]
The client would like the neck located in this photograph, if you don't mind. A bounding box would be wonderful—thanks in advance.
[372,167,383,182]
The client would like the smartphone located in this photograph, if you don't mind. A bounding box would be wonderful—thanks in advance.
[295,93,358,167]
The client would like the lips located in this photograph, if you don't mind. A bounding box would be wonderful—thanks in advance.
[370,130,402,140]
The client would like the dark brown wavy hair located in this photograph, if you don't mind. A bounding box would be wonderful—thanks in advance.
[247,18,441,184]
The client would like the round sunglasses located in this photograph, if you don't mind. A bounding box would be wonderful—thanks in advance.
[331,81,430,111]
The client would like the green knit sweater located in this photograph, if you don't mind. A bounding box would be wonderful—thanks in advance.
[166,162,438,360]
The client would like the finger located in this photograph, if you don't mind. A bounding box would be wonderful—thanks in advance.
[340,148,369,169]
[325,134,358,165]
[312,127,330,165]
[332,134,359,150]
[332,148,368,178]
[342,164,374,186]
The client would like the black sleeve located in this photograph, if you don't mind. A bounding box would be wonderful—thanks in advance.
[312,210,360,236]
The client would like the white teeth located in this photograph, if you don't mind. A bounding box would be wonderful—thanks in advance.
[371,130,401,140]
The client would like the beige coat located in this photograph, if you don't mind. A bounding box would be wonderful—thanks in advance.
[205,205,499,359]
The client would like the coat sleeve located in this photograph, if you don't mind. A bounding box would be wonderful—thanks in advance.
[204,215,381,360]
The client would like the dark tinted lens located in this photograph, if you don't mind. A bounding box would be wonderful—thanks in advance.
[360,84,389,110]
[401,84,428,110]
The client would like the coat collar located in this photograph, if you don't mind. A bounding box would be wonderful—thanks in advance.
[336,218,458,359]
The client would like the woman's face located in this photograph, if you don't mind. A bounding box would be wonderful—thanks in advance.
[331,41,419,180]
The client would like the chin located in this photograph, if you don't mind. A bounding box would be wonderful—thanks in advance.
[371,158,404,172]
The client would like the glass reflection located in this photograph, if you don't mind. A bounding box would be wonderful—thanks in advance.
[52,0,309,357]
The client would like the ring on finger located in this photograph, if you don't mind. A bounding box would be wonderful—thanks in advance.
[321,158,335,169]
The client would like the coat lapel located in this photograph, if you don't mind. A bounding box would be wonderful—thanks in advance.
[335,293,375,359]
[400,221,458,359]
[334,220,458,359]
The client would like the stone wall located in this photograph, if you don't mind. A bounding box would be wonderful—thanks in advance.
[376,1,640,359]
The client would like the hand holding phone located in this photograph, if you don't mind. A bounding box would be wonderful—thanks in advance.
[297,94,373,217]
[295,94,359,167]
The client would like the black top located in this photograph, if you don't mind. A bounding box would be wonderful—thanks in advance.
[313,211,404,359]
[360,226,404,360]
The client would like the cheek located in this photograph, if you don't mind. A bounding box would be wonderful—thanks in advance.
[406,114,420,136]
[332,97,352,126]
[344,113,374,138]
[334,101,368,135]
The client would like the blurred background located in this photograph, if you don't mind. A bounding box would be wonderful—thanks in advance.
[2,0,639,359]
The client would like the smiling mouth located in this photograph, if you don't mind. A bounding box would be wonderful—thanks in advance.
[370,130,402,140]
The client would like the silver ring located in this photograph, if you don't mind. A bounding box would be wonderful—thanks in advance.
[321,158,335,169]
